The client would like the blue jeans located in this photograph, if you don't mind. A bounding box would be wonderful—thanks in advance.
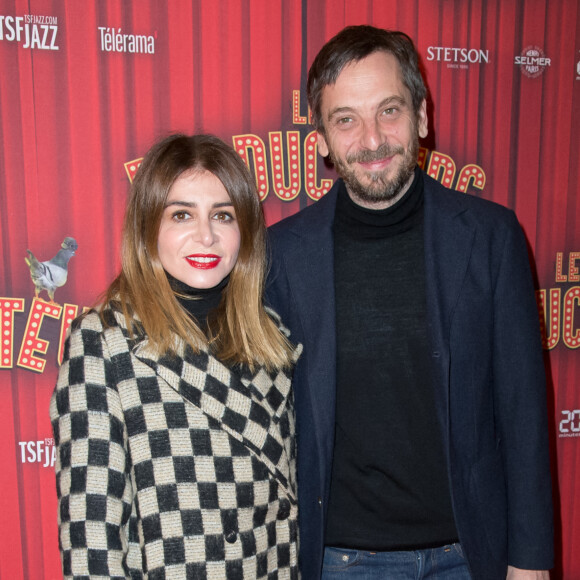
[321,544,472,579]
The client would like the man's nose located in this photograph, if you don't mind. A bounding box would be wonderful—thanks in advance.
[360,118,385,151]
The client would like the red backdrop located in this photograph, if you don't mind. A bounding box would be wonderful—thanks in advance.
[0,0,578,577]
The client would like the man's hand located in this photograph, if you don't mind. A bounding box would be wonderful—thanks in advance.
[507,566,549,580]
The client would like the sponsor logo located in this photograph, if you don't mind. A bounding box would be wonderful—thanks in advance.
[18,438,56,467]
[0,14,59,50]
[559,410,580,437]
[514,45,551,78]
[98,27,155,54]
[576,51,580,80]
[426,46,489,69]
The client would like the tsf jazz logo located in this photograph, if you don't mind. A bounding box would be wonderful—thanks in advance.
[0,14,59,50]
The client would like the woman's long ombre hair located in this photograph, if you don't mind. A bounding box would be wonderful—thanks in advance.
[103,133,293,371]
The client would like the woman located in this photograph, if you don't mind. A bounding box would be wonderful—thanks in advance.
[50,134,301,579]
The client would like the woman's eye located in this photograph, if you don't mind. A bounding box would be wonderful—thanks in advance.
[172,210,190,221]
[213,212,234,222]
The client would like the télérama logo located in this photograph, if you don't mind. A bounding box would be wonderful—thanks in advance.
[98,26,156,54]
[514,45,551,78]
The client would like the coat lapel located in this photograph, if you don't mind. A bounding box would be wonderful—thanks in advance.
[280,191,338,468]
[132,338,296,495]
[424,177,476,435]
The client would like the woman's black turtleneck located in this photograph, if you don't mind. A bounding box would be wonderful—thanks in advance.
[326,168,458,550]
[166,273,228,334]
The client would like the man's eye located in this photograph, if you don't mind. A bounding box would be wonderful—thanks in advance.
[382,107,397,116]
[337,117,352,124]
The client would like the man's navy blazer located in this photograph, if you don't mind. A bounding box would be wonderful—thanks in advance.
[266,172,554,580]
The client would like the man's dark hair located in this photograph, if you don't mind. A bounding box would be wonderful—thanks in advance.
[307,25,427,133]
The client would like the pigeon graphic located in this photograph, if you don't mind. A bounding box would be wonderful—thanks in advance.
[25,237,78,303]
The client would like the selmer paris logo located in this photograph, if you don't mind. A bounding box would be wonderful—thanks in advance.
[514,45,551,78]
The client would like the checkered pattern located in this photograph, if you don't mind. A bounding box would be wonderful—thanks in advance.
[51,308,301,579]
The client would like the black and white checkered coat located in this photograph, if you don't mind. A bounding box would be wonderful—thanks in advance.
[50,306,301,579]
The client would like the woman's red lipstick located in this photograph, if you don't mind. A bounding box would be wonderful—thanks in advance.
[185,254,221,269]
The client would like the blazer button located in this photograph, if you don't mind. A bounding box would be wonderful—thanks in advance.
[277,498,291,520]
[225,531,237,544]
[318,497,322,507]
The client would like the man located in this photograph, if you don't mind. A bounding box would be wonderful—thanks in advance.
[267,25,553,580]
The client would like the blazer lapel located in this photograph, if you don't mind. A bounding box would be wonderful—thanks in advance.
[280,191,338,468]
[424,178,476,434]
[133,339,296,495]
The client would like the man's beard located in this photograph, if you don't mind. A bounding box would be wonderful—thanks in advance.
[328,134,419,205]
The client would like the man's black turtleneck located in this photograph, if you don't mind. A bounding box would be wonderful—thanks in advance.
[326,168,458,550]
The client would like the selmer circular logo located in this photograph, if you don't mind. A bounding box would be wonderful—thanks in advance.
[515,45,551,78]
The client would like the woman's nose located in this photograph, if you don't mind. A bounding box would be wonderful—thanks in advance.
[195,218,216,246]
